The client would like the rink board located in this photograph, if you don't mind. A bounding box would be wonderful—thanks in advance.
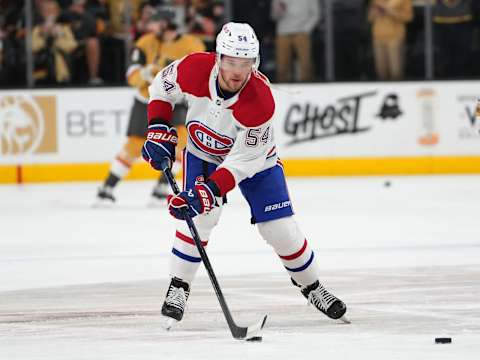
[1,81,479,183]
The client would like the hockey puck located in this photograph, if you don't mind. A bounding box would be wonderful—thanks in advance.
[435,337,452,344]
[384,180,391,187]
[246,336,263,342]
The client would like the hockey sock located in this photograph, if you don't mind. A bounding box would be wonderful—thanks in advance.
[157,173,168,185]
[169,230,207,283]
[257,217,320,286]
[169,207,222,282]
[104,172,121,188]
[107,156,131,187]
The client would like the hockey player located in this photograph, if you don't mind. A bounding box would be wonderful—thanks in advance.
[142,22,347,326]
[96,10,205,204]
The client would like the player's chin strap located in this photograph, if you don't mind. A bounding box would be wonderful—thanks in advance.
[160,158,267,340]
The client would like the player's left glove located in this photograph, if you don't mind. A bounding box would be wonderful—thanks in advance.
[142,123,178,170]
[167,183,217,220]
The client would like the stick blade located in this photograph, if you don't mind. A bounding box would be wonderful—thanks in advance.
[244,314,268,339]
[232,314,267,340]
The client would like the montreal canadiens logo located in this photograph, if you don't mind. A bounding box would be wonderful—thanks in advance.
[187,121,234,156]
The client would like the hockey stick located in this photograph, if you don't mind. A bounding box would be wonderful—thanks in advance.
[160,158,267,340]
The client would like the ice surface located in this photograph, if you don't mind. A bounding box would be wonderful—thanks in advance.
[1,176,479,359]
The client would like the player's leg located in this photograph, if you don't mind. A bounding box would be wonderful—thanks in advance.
[162,151,222,323]
[96,135,144,202]
[275,34,293,82]
[293,32,314,82]
[239,162,347,321]
[96,98,146,203]
[373,39,389,81]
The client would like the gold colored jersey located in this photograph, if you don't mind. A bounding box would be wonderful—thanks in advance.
[127,33,206,101]
[158,34,206,69]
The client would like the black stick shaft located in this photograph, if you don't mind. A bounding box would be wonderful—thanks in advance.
[160,159,247,339]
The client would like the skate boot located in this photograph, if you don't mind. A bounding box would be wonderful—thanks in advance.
[161,277,190,329]
[292,278,349,323]
[94,185,115,206]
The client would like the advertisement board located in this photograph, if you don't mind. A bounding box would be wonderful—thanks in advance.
[1,81,479,183]
[272,81,480,158]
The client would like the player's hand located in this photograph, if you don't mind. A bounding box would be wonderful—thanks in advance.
[142,123,177,170]
[167,183,217,220]
[139,64,158,83]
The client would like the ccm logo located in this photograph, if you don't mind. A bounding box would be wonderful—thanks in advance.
[264,201,291,212]
[147,131,178,144]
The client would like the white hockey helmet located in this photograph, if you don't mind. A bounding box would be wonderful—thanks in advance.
[216,22,260,69]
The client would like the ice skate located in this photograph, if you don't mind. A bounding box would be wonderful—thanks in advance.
[93,185,116,207]
[161,277,190,330]
[148,181,170,207]
[293,278,350,323]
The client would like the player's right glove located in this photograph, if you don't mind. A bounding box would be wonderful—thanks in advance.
[167,182,217,220]
[142,123,178,170]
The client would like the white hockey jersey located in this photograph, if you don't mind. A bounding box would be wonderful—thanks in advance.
[148,52,278,195]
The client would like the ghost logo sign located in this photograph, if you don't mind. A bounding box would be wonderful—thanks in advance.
[284,91,376,145]
[376,94,403,120]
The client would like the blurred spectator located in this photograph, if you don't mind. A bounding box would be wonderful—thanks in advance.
[96,10,205,204]
[187,0,225,51]
[104,0,142,38]
[233,0,276,79]
[82,0,143,84]
[433,0,474,78]
[368,0,413,80]
[1,1,13,84]
[64,0,103,85]
[0,23,5,84]
[403,1,426,79]
[0,1,26,87]
[158,0,188,34]
[271,0,319,83]
[32,0,78,85]
[133,1,156,39]
[333,0,369,81]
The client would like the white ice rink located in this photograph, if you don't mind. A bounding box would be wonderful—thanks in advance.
[1,176,479,359]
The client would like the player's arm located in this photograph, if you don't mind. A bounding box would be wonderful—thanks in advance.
[142,59,185,169]
[126,46,159,88]
[146,59,184,125]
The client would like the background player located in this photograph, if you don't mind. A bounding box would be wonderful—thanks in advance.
[142,22,348,327]
[96,10,205,205]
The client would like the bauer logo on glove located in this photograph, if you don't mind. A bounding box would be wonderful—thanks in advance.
[142,123,178,170]
[168,183,217,220]
[146,129,178,144]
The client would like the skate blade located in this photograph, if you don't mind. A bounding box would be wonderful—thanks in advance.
[161,316,179,331]
[338,315,351,324]
[91,198,115,208]
[146,197,167,208]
